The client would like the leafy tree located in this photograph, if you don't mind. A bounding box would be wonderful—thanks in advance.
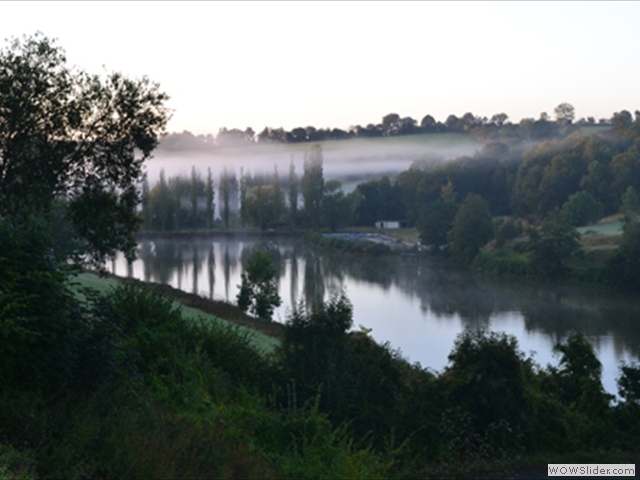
[547,332,612,411]
[621,186,640,216]
[0,33,170,264]
[554,102,575,127]
[444,329,531,438]
[420,114,436,131]
[448,193,494,265]
[618,362,640,404]
[604,211,640,291]
[301,144,324,226]
[243,185,285,231]
[321,180,354,232]
[527,210,580,278]
[417,199,458,247]
[236,250,281,320]
[561,191,604,226]
[490,113,508,127]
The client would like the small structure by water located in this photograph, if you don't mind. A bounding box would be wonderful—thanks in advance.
[375,220,406,229]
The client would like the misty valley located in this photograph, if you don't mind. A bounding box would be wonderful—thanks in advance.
[4,30,640,478]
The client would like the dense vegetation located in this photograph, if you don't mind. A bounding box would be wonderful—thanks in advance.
[3,32,640,478]
[2,216,640,478]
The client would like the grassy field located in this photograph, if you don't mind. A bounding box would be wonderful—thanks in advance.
[577,220,623,236]
[72,272,280,355]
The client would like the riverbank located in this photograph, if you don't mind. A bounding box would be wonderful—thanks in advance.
[76,271,282,350]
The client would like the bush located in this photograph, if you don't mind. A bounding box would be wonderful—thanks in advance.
[442,329,531,447]
[0,215,85,390]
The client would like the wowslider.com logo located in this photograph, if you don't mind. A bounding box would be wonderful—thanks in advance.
[549,464,635,477]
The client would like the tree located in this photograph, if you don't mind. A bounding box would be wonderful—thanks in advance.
[301,144,324,226]
[420,114,436,131]
[189,166,200,228]
[527,210,580,278]
[321,180,353,232]
[205,167,214,229]
[0,33,170,265]
[236,250,281,320]
[288,157,298,225]
[605,209,640,291]
[549,332,612,411]
[621,186,640,216]
[238,167,247,227]
[561,191,604,226]
[220,166,231,228]
[141,176,151,229]
[554,102,575,127]
[243,185,285,231]
[448,193,494,265]
[490,113,508,127]
[417,199,459,247]
[148,169,177,231]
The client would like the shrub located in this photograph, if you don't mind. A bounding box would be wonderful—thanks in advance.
[442,329,532,449]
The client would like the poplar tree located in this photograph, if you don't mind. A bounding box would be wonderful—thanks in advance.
[288,156,298,225]
[205,167,214,229]
[301,144,324,227]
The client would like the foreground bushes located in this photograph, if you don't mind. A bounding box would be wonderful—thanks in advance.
[2,216,640,478]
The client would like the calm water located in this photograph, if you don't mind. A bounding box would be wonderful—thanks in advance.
[108,234,640,395]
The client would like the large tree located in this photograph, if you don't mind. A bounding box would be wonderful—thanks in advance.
[448,193,494,265]
[0,33,170,264]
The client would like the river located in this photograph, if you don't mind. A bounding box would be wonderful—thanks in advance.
[107,234,640,395]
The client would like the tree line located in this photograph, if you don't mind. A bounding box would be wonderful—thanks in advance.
[158,102,614,151]
[141,144,362,232]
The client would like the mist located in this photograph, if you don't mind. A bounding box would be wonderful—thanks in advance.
[144,133,483,192]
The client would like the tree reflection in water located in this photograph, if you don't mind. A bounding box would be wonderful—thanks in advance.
[112,234,640,392]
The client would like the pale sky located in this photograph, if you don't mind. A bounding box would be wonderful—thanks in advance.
[3,1,639,135]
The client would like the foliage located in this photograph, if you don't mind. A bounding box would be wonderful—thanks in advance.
[0,33,170,264]
[621,186,640,215]
[301,144,325,227]
[617,362,640,404]
[527,210,581,278]
[545,332,613,413]
[448,193,494,265]
[417,199,458,247]
[353,176,405,227]
[443,329,530,443]
[236,251,282,320]
[243,185,286,231]
[321,180,358,232]
[604,213,640,290]
[0,215,84,390]
[561,190,604,226]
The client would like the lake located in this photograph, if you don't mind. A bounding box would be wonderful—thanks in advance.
[108,234,640,395]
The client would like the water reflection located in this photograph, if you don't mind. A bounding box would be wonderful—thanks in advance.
[110,234,640,394]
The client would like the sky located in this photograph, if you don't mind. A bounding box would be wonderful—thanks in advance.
[3,1,640,136]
